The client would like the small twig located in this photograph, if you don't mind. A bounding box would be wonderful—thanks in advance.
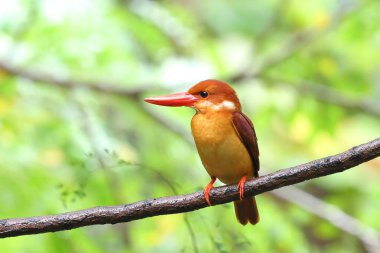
[0,137,379,238]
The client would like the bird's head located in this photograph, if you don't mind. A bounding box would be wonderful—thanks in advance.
[144,79,241,113]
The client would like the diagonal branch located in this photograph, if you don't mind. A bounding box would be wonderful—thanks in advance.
[262,78,380,118]
[272,187,380,252]
[1,138,379,238]
[2,60,379,119]
[0,61,151,98]
[230,0,361,82]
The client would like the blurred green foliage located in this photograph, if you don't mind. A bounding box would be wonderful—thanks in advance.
[0,0,379,252]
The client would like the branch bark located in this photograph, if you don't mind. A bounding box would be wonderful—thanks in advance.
[1,138,379,238]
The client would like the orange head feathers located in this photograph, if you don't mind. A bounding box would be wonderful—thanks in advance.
[144,79,241,112]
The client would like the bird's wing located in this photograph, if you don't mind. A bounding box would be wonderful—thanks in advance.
[232,112,260,177]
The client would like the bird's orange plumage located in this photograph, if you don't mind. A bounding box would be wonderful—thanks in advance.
[144,79,260,225]
[189,81,254,184]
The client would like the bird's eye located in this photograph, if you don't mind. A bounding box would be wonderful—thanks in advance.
[200,91,208,98]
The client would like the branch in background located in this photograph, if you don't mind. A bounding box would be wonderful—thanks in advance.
[0,61,195,142]
[0,61,151,98]
[296,82,380,118]
[73,100,133,248]
[0,138,379,238]
[2,59,379,119]
[128,0,191,53]
[264,78,380,118]
[254,0,290,45]
[139,102,194,144]
[271,187,380,253]
[230,0,361,82]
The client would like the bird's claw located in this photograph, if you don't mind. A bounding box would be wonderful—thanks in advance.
[204,191,212,206]
[204,176,216,206]
[237,175,247,200]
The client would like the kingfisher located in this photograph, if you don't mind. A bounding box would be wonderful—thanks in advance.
[144,79,260,225]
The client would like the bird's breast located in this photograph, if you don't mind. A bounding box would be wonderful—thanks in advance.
[191,112,253,184]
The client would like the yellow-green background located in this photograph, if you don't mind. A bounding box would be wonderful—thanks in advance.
[0,0,379,252]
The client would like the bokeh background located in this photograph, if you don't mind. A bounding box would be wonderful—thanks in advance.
[0,0,380,252]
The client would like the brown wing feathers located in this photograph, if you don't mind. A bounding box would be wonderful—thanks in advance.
[232,112,260,225]
[232,112,260,177]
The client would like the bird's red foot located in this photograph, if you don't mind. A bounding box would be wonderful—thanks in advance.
[204,176,216,206]
[237,175,247,200]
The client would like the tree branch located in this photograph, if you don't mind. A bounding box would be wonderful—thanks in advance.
[2,60,379,119]
[0,61,151,98]
[262,78,380,118]
[1,138,379,238]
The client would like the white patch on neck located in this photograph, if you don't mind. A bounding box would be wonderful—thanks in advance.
[221,101,236,110]
[198,100,236,111]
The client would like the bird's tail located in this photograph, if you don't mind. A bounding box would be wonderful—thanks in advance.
[234,197,259,225]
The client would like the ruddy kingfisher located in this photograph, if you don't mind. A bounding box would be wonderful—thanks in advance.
[144,79,260,225]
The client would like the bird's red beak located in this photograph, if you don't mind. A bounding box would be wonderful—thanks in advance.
[144,92,198,107]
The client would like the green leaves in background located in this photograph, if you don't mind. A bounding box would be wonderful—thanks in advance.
[0,0,379,252]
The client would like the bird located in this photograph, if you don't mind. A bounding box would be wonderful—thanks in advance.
[144,79,260,225]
